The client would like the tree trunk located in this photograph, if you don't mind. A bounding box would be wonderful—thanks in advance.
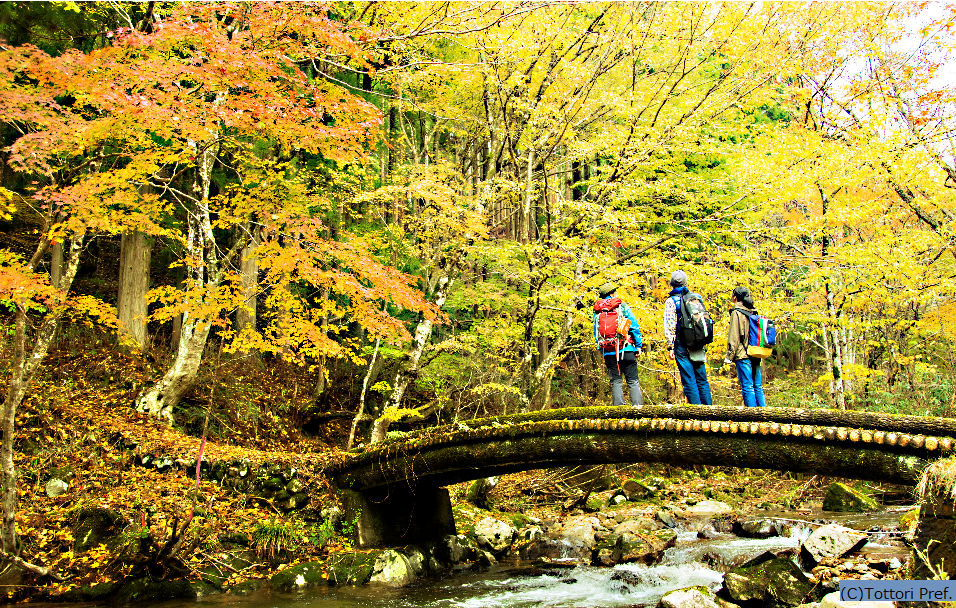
[349,335,381,450]
[136,315,213,422]
[818,185,846,410]
[235,222,259,340]
[136,136,222,422]
[826,288,847,410]
[522,147,535,244]
[523,247,587,406]
[370,266,453,443]
[50,241,63,289]
[117,230,152,351]
[2,233,84,561]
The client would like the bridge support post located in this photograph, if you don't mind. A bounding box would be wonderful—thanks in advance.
[337,483,457,549]
[909,457,956,588]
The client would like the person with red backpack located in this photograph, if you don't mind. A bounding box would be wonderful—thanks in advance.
[593,283,643,406]
[724,286,767,408]
[663,270,713,405]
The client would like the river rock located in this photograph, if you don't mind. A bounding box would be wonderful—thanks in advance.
[518,537,589,561]
[518,525,544,542]
[680,500,733,518]
[369,549,416,587]
[403,546,426,576]
[818,590,894,607]
[660,585,721,608]
[45,478,69,498]
[474,516,517,554]
[435,534,479,564]
[822,483,879,513]
[614,518,661,535]
[657,510,678,528]
[477,550,498,568]
[619,529,678,564]
[801,524,867,567]
[622,478,655,500]
[549,515,602,552]
[735,518,780,538]
[608,493,628,506]
[723,554,816,607]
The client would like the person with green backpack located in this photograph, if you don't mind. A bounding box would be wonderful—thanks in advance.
[724,286,768,408]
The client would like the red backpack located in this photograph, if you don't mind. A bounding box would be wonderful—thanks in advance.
[593,297,633,353]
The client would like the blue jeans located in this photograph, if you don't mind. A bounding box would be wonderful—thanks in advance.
[604,352,643,406]
[735,357,766,407]
[674,342,712,405]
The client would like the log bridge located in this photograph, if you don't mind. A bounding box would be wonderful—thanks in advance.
[325,404,956,561]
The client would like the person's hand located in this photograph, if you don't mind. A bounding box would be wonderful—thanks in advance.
[667,348,674,360]
[636,348,642,357]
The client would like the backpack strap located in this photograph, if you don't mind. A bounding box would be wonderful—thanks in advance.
[733,308,754,345]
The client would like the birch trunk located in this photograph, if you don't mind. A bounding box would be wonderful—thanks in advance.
[2,233,84,570]
[349,335,381,450]
[136,137,221,423]
[825,284,847,410]
[370,267,453,443]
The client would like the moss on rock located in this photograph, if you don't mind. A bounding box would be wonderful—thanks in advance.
[326,551,379,586]
[269,561,327,591]
[70,506,127,553]
[822,482,878,512]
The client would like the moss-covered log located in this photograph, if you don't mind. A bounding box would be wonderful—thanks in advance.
[361,405,956,451]
[333,431,931,490]
[327,406,956,492]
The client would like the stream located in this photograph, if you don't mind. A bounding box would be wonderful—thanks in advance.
[86,508,908,608]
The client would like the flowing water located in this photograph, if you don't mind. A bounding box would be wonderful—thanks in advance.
[28,511,911,608]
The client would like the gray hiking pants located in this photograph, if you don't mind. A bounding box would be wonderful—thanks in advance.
[604,352,643,406]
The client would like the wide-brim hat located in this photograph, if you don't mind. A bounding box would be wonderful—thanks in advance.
[598,283,617,298]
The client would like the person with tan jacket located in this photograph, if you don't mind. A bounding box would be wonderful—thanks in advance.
[724,286,766,407]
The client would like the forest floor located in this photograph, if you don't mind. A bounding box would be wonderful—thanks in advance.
[4,331,914,603]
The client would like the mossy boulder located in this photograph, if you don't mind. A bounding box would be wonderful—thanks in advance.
[269,561,327,591]
[618,529,677,564]
[111,577,195,604]
[70,506,127,553]
[227,578,268,596]
[622,478,655,501]
[723,554,816,607]
[56,580,120,602]
[822,482,878,512]
[465,477,498,508]
[326,551,379,585]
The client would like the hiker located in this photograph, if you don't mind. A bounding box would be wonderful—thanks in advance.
[664,270,713,405]
[725,286,767,408]
[593,283,644,406]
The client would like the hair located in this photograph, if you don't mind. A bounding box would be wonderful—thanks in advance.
[732,286,755,309]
